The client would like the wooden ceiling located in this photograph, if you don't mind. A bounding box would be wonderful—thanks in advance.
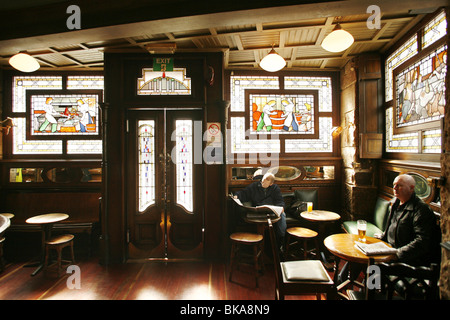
[0,0,447,71]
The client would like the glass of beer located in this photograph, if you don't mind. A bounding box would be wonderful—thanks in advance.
[357,220,367,242]
[307,202,313,212]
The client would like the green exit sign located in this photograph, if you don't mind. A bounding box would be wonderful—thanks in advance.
[153,57,173,71]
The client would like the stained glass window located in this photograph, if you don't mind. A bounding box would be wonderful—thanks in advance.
[395,44,446,130]
[137,68,191,95]
[385,35,418,102]
[175,120,193,212]
[29,92,101,137]
[138,121,156,212]
[249,92,315,135]
[422,11,447,49]
[228,74,335,158]
[11,75,103,155]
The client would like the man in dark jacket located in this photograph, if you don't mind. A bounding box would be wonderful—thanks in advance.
[234,172,286,248]
[380,174,441,266]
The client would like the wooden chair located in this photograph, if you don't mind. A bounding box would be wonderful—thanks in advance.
[285,227,319,260]
[228,232,264,287]
[44,234,75,277]
[348,261,440,300]
[267,217,335,300]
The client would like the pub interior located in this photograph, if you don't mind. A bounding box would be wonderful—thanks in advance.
[0,0,449,303]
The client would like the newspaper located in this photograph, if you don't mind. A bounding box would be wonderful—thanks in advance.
[354,241,397,256]
[230,196,284,217]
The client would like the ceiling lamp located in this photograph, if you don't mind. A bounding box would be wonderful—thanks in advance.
[259,46,286,72]
[9,53,40,72]
[321,24,354,52]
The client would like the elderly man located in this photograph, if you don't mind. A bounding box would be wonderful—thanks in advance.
[234,172,286,250]
[380,174,441,266]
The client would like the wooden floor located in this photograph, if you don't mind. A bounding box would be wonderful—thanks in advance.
[0,256,331,300]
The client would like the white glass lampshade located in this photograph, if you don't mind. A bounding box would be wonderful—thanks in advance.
[9,53,40,72]
[259,48,286,72]
[321,24,354,53]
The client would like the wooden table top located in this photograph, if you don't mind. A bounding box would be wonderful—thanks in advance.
[324,233,396,264]
[25,213,69,225]
[300,210,341,222]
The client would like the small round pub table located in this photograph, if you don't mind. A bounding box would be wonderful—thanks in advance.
[25,213,69,276]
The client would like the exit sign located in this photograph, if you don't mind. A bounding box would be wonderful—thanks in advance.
[153,57,173,71]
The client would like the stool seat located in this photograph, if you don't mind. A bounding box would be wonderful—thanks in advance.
[44,234,75,277]
[229,232,264,287]
[230,232,263,243]
[285,227,319,260]
[46,234,74,245]
[287,227,318,239]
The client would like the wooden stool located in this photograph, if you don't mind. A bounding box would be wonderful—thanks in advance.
[229,232,264,287]
[44,234,75,276]
[285,227,319,260]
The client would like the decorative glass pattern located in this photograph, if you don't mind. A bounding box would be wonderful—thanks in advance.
[422,129,442,153]
[30,93,100,136]
[137,68,191,95]
[249,93,315,134]
[385,35,418,102]
[229,117,280,155]
[13,76,63,112]
[12,117,63,154]
[285,117,333,153]
[422,11,447,49]
[175,120,193,212]
[284,76,333,112]
[385,107,419,153]
[11,76,103,155]
[230,76,279,112]
[138,121,156,212]
[395,44,446,129]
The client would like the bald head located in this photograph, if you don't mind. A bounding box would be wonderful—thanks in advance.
[393,174,416,204]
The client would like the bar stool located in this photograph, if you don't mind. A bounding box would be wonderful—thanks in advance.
[228,232,264,287]
[285,227,319,260]
[44,234,75,276]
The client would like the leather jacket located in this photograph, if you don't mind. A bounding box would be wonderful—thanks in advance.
[381,193,440,266]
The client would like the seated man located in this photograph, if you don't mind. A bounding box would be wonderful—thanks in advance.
[234,172,286,249]
[379,174,441,266]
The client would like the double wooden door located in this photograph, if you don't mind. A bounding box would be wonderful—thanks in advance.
[126,109,204,260]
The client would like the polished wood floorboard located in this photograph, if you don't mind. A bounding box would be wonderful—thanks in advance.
[0,256,328,300]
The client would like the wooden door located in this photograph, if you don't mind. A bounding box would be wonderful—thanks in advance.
[126,109,204,260]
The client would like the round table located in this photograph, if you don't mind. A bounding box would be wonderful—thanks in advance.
[324,233,396,298]
[324,233,395,264]
[25,213,69,276]
[300,210,341,222]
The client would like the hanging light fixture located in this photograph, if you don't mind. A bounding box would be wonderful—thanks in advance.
[321,23,354,53]
[259,46,286,72]
[9,53,40,72]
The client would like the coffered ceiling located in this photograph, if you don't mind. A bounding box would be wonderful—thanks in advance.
[0,0,447,71]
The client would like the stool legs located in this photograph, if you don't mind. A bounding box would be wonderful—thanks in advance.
[44,238,75,277]
[229,241,263,287]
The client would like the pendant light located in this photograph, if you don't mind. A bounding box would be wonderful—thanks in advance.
[321,23,354,52]
[9,53,40,72]
[259,46,286,72]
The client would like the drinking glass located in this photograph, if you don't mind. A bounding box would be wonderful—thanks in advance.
[307,202,313,212]
[357,220,367,242]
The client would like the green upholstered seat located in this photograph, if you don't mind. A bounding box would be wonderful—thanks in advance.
[343,197,391,237]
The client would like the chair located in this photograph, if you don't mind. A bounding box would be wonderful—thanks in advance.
[44,234,75,277]
[342,197,391,237]
[267,217,335,300]
[228,232,264,287]
[285,227,319,260]
[0,214,12,272]
[347,261,440,300]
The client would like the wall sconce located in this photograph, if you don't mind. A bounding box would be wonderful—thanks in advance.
[1,117,15,135]
[321,23,354,52]
[9,53,40,72]
[259,46,286,72]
